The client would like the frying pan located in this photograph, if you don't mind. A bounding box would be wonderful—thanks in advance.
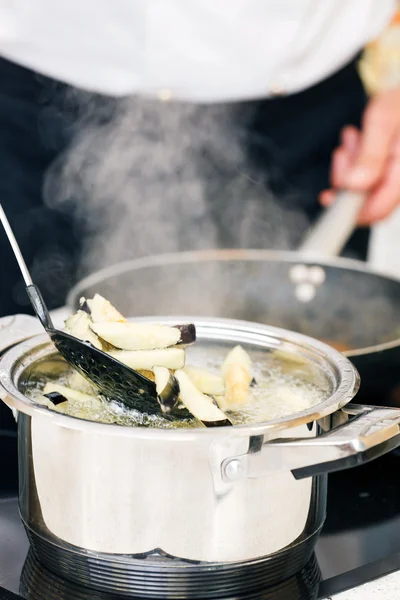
[67,191,400,406]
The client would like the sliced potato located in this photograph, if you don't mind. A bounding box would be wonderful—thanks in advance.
[175,370,231,427]
[42,383,118,422]
[43,382,97,403]
[138,369,156,382]
[183,365,225,395]
[274,387,310,412]
[64,311,102,349]
[36,394,60,410]
[174,324,196,345]
[43,391,69,406]
[272,349,308,366]
[67,371,97,395]
[86,294,126,323]
[108,348,185,371]
[221,345,252,374]
[153,366,180,413]
[214,394,229,412]
[42,382,103,415]
[221,345,252,406]
[91,321,181,350]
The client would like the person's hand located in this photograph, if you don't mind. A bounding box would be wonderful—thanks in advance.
[320,88,400,225]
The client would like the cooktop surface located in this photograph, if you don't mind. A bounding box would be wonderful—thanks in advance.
[1,437,400,599]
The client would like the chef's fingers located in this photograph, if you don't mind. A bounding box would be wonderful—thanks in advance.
[319,189,335,206]
[357,136,400,225]
[341,125,360,154]
[330,126,360,188]
[330,147,351,188]
[344,96,400,190]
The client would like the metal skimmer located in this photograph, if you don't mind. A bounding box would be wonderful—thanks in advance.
[0,204,160,413]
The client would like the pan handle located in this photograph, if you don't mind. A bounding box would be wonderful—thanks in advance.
[0,314,42,354]
[298,190,365,258]
[221,404,400,482]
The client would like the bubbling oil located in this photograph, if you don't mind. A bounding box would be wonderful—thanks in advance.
[22,340,331,429]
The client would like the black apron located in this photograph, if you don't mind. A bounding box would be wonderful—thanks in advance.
[0,53,368,489]
[244,53,369,257]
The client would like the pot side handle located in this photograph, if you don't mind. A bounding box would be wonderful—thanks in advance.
[0,314,42,354]
[221,405,400,482]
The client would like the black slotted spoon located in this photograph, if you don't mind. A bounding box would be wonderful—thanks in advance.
[0,204,161,413]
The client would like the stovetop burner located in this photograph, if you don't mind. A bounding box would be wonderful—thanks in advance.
[2,428,400,599]
[19,550,321,600]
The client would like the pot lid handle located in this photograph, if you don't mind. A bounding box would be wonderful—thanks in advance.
[221,404,400,482]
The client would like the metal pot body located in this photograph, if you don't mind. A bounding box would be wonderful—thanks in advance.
[2,314,400,598]
[2,316,344,564]
[17,410,321,562]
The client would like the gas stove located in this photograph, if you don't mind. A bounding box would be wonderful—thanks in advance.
[2,431,400,600]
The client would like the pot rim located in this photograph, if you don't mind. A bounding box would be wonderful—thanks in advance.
[0,316,359,440]
[66,248,400,359]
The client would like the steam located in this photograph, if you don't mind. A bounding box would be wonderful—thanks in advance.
[44,92,309,278]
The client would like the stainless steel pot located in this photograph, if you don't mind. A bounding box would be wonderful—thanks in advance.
[1,314,400,598]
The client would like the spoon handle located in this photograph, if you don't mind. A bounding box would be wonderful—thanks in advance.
[0,204,54,331]
[0,204,33,286]
[25,284,54,331]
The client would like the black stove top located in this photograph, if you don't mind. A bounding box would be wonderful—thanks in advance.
[2,433,400,599]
